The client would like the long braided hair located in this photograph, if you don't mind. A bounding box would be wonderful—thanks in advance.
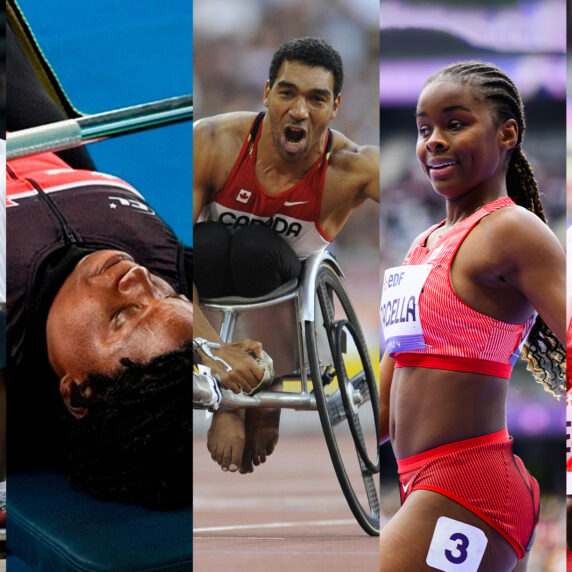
[425,61,566,397]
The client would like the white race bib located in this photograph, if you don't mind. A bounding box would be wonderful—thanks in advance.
[426,516,488,572]
[380,264,431,356]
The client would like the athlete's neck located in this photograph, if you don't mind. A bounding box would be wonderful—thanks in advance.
[444,187,508,227]
[255,122,326,191]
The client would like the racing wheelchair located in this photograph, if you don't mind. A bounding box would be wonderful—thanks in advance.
[194,249,381,536]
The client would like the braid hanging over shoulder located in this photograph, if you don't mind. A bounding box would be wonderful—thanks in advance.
[427,62,566,397]
[507,148,565,397]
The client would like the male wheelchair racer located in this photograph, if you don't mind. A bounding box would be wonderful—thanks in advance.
[193,249,381,536]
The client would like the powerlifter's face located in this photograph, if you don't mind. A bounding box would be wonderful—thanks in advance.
[46,250,193,415]
[264,60,341,163]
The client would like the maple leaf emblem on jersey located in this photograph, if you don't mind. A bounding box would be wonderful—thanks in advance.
[236,189,252,204]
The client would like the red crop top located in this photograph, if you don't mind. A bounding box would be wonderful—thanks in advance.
[380,197,536,379]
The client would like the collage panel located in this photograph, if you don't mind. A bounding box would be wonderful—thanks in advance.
[3,0,572,571]
[192,0,381,569]
[6,1,192,570]
[0,2,5,568]
[380,0,567,570]
[567,0,572,567]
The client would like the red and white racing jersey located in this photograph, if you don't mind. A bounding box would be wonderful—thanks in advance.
[198,113,333,259]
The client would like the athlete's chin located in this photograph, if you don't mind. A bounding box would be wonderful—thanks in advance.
[429,180,466,198]
[278,146,308,163]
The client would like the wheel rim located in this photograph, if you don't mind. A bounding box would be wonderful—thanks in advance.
[309,265,380,535]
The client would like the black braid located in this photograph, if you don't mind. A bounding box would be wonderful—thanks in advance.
[426,62,565,397]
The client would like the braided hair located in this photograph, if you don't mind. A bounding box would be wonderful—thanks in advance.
[425,61,566,396]
[66,343,193,509]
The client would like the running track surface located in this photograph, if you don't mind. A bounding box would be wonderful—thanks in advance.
[194,411,383,572]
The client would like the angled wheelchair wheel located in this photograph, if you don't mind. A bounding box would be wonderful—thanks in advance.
[305,262,380,536]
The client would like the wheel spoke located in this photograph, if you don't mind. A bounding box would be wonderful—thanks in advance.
[306,263,380,536]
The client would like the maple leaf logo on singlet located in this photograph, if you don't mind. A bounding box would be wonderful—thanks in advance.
[236,189,252,204]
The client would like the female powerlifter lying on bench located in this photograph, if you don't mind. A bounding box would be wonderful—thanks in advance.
[7,148,194,510]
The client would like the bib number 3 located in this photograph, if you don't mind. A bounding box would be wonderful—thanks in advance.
[426,517,488,572]
[445,532,469,563]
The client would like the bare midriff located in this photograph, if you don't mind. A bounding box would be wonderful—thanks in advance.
[389,366,508,460]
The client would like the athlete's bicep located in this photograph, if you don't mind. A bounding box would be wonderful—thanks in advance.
[501,213,565,343]
[567,226,572,326]
[193,119,215,225]
[379,351,395,444]
[358,145,380,203]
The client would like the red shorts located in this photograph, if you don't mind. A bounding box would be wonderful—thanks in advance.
[397,429,539,560]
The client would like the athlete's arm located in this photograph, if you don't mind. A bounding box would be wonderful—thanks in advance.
[495,208,566,343]
[193,118,216,225]
[193,117,265,393]
[193,284,264,394]
[379,351,395,444]
[193,112,257,223]
[567,496,572,550]
[356,144,380,203]
[567,227,572,327]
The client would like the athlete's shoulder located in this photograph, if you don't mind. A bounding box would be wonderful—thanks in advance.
[481,202,549,238]
[474,202,563,267]
[328,130,378,170]
[194,111,259,145]
[326,130,379,201]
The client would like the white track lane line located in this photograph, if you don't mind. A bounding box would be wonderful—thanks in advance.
[194,519,357,533]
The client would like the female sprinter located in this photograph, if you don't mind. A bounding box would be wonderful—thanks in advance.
[379,62,566,571]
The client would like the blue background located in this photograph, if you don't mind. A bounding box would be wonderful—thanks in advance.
[17,0,193,244]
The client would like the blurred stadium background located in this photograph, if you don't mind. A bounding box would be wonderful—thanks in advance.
[380,1,566,569]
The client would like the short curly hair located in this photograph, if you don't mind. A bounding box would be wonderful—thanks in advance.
[66,343,193,510]
[268,37,344,98]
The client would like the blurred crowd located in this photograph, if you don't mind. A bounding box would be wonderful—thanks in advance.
[193,0,379,147]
